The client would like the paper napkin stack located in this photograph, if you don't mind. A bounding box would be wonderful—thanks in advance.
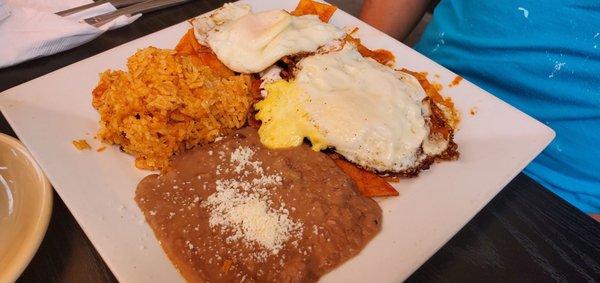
[0,0,140,68]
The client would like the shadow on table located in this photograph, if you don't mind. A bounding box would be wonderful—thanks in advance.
[17,191,117,283]
[407,173,600,282]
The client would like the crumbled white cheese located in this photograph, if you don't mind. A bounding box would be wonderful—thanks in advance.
[230,146,263,174]
[205,177,302,254]
[203,145,303,256]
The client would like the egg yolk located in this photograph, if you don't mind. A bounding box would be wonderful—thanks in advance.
[254,80,327,151]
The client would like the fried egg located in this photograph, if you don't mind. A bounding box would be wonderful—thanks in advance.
[191,4,344,73]
[255,44,450,173]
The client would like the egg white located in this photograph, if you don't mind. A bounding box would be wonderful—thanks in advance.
[192,3,344,74]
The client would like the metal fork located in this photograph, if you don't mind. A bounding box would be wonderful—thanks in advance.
[55,0,147,17]
[82,0,191,28]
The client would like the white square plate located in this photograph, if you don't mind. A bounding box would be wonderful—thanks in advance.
[0,0,554,282]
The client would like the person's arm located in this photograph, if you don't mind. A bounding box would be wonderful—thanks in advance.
[359,0,431,40]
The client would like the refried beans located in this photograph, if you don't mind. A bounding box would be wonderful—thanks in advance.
[135,127,382,282]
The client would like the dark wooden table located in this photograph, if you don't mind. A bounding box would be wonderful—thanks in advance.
[2,1,599,282]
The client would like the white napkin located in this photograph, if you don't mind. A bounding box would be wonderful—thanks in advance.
[0,0,141,68]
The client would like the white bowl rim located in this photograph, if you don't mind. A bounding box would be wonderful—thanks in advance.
[0,133,53,283]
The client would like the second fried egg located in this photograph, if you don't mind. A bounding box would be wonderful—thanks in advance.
[255,44,442,173]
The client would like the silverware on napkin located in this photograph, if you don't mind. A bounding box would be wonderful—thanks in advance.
[55,0,148,17]
[82,0,191,27]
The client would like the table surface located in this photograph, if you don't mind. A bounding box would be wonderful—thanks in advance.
[2,1,599,282]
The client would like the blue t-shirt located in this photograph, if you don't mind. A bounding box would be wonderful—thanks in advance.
[415,0,600,213]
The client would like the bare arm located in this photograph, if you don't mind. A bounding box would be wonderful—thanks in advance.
[359,0,431,40]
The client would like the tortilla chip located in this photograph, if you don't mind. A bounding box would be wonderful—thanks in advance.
[175,28,201,54]
[175,29,235,78]
[332,157,399,197]
[344,34,396,66]
[291,0,337,23]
